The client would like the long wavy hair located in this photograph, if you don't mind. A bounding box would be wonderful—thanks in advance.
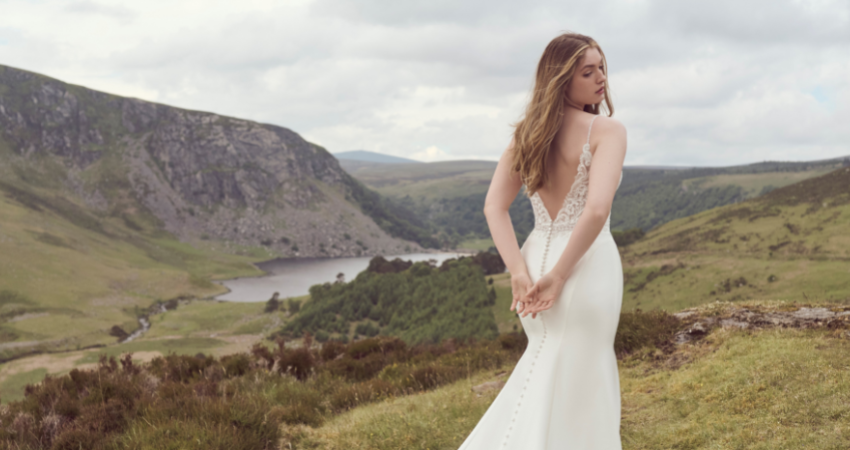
[510,33,614,196]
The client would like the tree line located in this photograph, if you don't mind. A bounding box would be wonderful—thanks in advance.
[272,253,505,345]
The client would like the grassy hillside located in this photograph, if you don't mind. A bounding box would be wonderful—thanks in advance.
[341,155,850,250]
[348,160,496,199]
[619,166,850,312]
[0,178,268,362]
[291,300,850,449]
[0,295,303,404]
[0,62,440,368]
[5,299,845,448]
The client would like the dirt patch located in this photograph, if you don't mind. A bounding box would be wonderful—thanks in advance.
[0,351,93,382]
[0,349,164,388]
[6,312,50,323]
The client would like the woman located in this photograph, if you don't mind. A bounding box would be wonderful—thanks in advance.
[459,32,627,449]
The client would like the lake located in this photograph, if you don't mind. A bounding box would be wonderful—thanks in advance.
[215,251,474,302]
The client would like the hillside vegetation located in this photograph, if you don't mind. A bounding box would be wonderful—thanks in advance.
[292,300,850,449]
[2,300,849,449]
[0,63,438,364]
[619,166,850,311]
[342,155,850,250]
[275,254,506,345]
[0,178,265,362]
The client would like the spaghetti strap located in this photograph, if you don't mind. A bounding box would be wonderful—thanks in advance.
[586,115,598,147]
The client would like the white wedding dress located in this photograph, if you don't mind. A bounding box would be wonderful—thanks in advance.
[458,115,624,449]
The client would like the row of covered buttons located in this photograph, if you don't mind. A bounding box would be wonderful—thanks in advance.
[500,319,547,447]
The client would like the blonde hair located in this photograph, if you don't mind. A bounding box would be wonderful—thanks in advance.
[510,32,614,196]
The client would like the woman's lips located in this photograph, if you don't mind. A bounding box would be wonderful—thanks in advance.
[596,87,604,94]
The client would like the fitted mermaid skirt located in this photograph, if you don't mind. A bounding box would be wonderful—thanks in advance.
[457,227,624,450]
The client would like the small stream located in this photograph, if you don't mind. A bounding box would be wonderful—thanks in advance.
[120,317,150,343]
[120,303,169,343]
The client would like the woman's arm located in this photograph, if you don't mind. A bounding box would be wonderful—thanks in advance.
[483,137,528,276]
[547,117,627,282]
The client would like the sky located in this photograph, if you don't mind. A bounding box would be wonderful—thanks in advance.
[0,0,847,166]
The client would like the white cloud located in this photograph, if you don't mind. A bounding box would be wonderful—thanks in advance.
[63,1,136,22]
[0,0,847,166]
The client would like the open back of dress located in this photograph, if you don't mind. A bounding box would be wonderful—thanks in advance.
[457,114,624,450]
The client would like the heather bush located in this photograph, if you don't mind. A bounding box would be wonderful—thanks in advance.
[1,324,665,447]
[614,308,681,357]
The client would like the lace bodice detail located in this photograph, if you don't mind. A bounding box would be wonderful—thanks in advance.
[526,115,622,237]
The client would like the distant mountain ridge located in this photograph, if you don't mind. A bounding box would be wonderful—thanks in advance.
[0,64,436,257]
[341,151,850,248]
[334,150,421,164]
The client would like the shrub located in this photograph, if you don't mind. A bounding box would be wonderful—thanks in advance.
[612,227,646,247]
[355,322,380,337]
[614,309,681,358]
[288,298,301,314]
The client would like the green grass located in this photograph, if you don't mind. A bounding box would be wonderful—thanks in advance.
[71,337,228,366]
[0,186,265,358]
[488,273,523,334]
[0,297,284,403]
[682,169,834,198]
[287,362,513,449]
[350,160,496,200]
[143,300,273,339]
[457,237,495,251]
[619,327,850,449]
[290,313,850,449]
[0,368,47,404]
[620,168,850,311]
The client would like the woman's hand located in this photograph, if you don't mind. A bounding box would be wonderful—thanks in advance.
[520,270,570,318]
[510,271,534,315]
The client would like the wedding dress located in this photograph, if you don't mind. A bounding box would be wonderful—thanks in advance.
[458,115,624,449]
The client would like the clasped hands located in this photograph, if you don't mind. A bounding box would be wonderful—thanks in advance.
[510,269,570,319]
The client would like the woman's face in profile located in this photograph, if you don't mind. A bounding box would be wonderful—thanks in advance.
[566,48,606,109]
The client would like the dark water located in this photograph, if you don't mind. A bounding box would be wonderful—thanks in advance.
[215,252,473,302]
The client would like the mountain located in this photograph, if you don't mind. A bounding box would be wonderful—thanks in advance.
[0,63,438,361]
[334,150,423,175]
[0,64,436,257]
[341,154,850,249]
[334,150,420,164]
[618,165,850,311]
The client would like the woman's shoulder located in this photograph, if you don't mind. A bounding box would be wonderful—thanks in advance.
[589,115,627,157]
[591,114,626,136]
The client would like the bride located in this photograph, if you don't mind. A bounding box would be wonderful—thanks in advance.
[459,32,627,449]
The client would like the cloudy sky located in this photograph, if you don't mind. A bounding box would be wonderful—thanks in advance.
[1,0,847,166]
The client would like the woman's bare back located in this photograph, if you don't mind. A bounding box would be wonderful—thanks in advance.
[535,111,606,222]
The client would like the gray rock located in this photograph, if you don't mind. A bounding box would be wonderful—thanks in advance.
[791,307,834,320]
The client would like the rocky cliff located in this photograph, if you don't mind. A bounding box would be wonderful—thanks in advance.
[0,64,435,258]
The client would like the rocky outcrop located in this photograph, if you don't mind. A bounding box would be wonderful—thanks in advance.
[672,305,850,345]
[0,64,429,257]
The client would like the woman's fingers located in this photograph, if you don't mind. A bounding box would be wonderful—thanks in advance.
[524,298,554,319]
[523,284,538,303]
